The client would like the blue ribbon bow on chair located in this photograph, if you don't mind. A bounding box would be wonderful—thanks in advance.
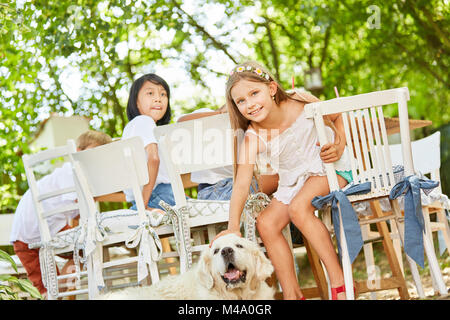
[311,182,372,263]
[389,175,439,268]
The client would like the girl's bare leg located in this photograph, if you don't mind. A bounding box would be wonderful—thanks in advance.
[256,199,303,300]
[289,175,349,300]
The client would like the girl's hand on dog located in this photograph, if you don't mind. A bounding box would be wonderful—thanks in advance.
[210,229,241,247]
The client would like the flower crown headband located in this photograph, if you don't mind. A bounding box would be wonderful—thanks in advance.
[229,65,271,81]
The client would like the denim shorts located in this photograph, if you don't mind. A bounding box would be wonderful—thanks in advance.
[131,183,176,211]
[197,177,259,201]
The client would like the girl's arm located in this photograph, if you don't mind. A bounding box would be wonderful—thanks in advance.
[227,161,255,233]
[212,133,259,242]
[94,192,126,202]
[142,143,160,209]
[320,113,346,163]
[178,105,227,122]
[178,111,221,122]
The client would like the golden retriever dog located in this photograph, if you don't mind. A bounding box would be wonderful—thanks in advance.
[101,234,275,300]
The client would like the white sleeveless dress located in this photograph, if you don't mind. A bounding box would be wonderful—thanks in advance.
[247,111,351,205]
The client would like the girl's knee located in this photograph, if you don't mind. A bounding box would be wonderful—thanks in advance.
[288,200,305,219]
[256,213,282,237]
[288,200,314,225]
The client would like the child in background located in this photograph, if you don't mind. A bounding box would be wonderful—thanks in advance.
[122,73,175,210]
[10,130,113,297]
[214,61,352,300]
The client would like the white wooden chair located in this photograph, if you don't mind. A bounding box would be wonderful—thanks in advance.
[362,131,450,298]
[22,140,88,300]
[304,87,448,299]
[153,114,234,271]
[388,131,450,295]
[154,114,294,273]
[70,136,185,299]
[390,131,450,256]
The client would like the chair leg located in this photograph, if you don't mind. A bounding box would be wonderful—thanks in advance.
[390,199,425,298]
[337,206,355,300]
[371,201,410,299]
[389,220,405,277]
[422,231,448,296]
[436,208,450,256]
[87,244,103,299]
[422,206,439,293]
[161,238,177,276]
[361,224,378,300]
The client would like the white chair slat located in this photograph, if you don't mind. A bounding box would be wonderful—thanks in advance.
[356,109,374,186]
[348,111,366,183]
[23,144,74,168]
[305,87,410,114]
[377,106,396,187]
[342,112,358,184]
[362,108,383,190]
[41,203,79,219]
[369,107,389,187]
[37,187,77,202]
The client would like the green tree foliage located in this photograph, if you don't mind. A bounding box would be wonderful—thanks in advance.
[0,0,448,213]
[0,249,43,299]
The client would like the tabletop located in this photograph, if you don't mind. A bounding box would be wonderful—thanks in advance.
[384,117,432,135]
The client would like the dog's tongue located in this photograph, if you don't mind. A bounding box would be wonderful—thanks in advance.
[224,268,240,280]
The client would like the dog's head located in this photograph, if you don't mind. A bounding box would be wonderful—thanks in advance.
[197,234,274,295]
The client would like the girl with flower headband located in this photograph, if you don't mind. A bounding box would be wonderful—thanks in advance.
[213,61,353,300]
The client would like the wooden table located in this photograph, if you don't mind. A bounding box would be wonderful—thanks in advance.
[384,117,432,135]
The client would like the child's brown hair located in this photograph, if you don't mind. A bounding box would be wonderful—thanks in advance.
[76,130,112,151]
[225,61,339,177]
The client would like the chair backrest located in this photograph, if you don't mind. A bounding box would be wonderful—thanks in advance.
[154,113,233,206]
[22,140,78,242]
[304,87,413,196]
[70,136,149,219]
[390,131,441,191]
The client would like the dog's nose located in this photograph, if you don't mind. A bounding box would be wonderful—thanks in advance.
[221,247,234,258]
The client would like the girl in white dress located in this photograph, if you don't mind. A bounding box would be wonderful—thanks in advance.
[214,61,352,300]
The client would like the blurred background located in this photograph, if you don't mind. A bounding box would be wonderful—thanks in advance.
[0,0,448,214]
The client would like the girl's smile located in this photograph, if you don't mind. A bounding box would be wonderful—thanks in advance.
[248,104,263,116]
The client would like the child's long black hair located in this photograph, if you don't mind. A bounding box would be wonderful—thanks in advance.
[126,73,172,125]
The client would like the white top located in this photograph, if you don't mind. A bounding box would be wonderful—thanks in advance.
[122,115,170,201]
[179,108,234,185]
[10,162,79,244]
[247,111,350,205]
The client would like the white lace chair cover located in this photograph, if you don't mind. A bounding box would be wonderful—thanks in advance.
[243,192,271,242]
[159,200,193,270]
[29,226,84,295]
[125,220,163,283]
[96,209,167,285]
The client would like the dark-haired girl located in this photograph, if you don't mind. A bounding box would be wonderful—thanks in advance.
[122,73,175,210]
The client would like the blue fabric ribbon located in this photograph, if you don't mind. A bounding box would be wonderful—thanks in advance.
[311,182,372,263]
[389,175,439,268]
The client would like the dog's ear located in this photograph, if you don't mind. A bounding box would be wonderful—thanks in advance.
[253,247,274,281]
[197,248,214,290]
